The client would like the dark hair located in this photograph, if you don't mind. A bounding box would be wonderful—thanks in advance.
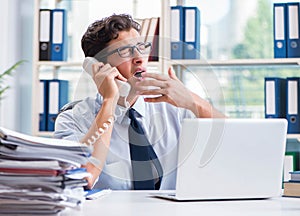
[81,14,141,57]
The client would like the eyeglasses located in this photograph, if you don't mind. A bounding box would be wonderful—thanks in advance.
[105,42,152,58]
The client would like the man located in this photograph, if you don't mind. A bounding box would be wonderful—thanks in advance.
[54,14,224,190]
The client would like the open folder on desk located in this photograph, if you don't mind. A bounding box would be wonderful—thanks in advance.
[0,127,91,166]
[0,127,90,152]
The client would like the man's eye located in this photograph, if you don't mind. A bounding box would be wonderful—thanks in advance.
[119,47,131,55]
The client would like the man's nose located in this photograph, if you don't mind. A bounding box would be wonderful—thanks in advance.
[132,48,144,64]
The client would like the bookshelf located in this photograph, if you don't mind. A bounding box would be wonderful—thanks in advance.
[31,0,300,139]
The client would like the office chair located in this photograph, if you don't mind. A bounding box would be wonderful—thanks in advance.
[52,99,83,123]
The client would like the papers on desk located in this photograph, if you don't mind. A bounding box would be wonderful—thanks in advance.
[283,171,300,198]
[0,127,93,214]
[0,127,91,166]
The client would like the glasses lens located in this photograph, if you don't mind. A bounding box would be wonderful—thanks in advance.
[118,47,132,58]
[137,42,152,54]
[116,42,152,58]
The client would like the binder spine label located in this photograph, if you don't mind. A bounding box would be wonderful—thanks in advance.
[288,81,298,114]
[288,6,299,40]
[266,81,276,115]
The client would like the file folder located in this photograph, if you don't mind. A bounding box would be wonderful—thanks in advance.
[183,6,200,59]
[286,77,300,134]
[273,3,287,58]
[50,9,68,61]
[284,154,293,182]
[39,9,52,61]
[287,3,300,58]
[47,80,69,131]
[39,80,48,131]
[170,6,184,59]
[264,77,286,118]
[140,18,151,40]
[284,152,300,181]
[147,17,159,61]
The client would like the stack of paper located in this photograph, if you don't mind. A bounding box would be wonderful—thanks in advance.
[0,127,92,214]
[283,171,300,198]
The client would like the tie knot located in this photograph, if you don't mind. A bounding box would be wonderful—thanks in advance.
[128,108,138,120]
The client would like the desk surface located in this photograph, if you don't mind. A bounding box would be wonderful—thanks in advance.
[63,191,300,216]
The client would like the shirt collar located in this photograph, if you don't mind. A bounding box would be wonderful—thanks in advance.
[96,94,146,124]
[131,96,146,117]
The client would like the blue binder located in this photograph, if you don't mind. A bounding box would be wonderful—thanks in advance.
[286,3,300,58]
[50,9,68,61]
[183,6,200,59]
[47,80,69,131]
[264,77,286,118]
[273,3,287,58]
[170,6,184,59]
[286,77,300,134]
[39,80,48,131]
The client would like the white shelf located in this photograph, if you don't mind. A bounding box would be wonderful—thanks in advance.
[170,58,300,67]
[37,60,160,68]
[287,134,300,142]
[37,61,83,67]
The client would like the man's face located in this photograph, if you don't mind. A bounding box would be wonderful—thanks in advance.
[105,28,149,79]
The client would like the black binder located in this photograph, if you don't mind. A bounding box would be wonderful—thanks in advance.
[39,9,52,60]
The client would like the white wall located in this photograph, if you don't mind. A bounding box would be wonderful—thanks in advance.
[0,0,34,133]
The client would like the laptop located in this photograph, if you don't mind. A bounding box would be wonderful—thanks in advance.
[155,118,287,201]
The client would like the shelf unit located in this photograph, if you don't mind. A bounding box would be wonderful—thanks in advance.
[31,0,300,141]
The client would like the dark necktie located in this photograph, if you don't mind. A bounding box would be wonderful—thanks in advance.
[128,108,163,190]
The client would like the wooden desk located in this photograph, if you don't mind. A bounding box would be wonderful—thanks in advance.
[63,191,300,216]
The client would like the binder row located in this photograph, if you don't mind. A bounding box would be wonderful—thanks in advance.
[264,77,300,134]
[39,79,69,132]
[170,6,200,59]
[39,9,68,61]
[273,2,300,58]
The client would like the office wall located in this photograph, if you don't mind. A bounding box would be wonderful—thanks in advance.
[0,0,34,133]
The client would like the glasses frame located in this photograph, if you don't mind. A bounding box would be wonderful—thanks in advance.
[104,42,152,58]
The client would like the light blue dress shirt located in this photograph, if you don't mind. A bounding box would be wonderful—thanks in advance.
[54,94,195,190]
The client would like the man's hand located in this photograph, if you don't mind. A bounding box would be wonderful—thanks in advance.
[91,63,127,101]
[136,67,194,110]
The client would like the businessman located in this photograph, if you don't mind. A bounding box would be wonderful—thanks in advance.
[54,14,224,189]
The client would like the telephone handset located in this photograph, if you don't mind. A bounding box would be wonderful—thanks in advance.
[83,57,131,97]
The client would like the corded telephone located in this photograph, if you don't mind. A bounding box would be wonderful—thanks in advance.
[83,57,131,97]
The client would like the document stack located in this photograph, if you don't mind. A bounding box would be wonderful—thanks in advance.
[283,171,300,197]
[0,127,92,215]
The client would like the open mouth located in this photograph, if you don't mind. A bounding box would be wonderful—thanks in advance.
[134,70,144,78]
